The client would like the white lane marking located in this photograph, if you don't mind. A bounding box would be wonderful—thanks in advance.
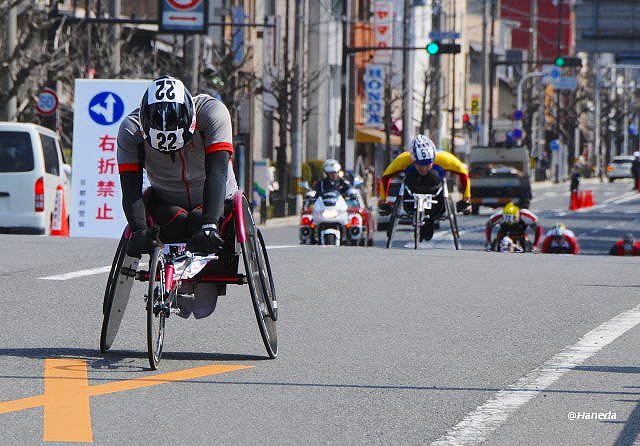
[39,266,112,281]
[432,304,640,446]
[38,245,298,281]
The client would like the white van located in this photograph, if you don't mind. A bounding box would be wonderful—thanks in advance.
[0,122,71,234]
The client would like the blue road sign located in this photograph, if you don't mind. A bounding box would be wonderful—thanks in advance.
[428,31,461,40]
[513,110,524,121]
[513,128,523,140]
[88,92,124,126]
[550,139,560,151]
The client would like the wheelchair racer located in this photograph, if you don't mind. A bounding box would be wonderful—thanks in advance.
[541,223,580,254]
[485,202,542,251]
[380,135,471,241]
[117,75,238,318]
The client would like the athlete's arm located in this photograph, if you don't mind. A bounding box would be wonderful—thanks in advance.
[117,118,146,232]
[434,151,471,199]
[380,152,413,201]
[198,97,234,225]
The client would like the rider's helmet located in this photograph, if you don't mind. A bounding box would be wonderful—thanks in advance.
[502,202,520,224]
[139,75,196,153]
[410,135,437,166]
[323,159,341,175]
[634,151,640,158]
[548,223,566,239]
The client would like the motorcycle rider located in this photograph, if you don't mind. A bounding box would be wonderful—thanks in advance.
[541,223,580,254]
[117,75,237,318]
[485,202,542,251]
[609,233,640,256]
[314,159,352,197]
[380,135,472,241]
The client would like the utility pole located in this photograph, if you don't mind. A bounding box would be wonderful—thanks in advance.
[340,0,352,168]
[595,61,602,180]
[480,0,489,145]
[2,7,17,121]
[449,0,457,154]
[555,0,563,143]
[488,0,496,144]
[185,35,200,91]
[110,0,121,76]
[292,0,304,213]
[623,68,630,154]
[402,0,415,149]
[431,0,442,145]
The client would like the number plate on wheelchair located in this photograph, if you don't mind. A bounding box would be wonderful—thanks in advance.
[414,194,437,212]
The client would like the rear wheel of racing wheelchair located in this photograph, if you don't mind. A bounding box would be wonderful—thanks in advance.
[239,195,278,358]
[386,196,401,249]
[445,196,461,250]
[146,246,167,370]
[100,229,141,353]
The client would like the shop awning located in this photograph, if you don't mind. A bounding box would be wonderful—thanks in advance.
[355,127,402,146]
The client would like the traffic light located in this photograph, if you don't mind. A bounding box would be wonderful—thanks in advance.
[554,57,582,67]
[426,42,461,55]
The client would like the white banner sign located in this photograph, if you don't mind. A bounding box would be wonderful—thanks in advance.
[364,64,385,129]
[71,79,150,238]
[372,1,393,64]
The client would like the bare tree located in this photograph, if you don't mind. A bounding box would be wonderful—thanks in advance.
[0,2,69,120]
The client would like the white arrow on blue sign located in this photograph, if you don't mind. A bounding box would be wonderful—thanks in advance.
[429,31,461,40]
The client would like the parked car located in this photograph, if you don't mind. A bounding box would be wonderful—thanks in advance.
[0,122,70,234]
[606,155,635,182]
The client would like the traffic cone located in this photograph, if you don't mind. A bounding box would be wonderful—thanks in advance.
[51,184,69,237]
[569,191,579,210]
[584,190,595,207]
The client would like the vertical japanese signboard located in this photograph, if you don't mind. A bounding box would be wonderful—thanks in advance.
[160,0,208,33]
[71,79,149,238]
[372,1,393,64]
[364,64,385,129]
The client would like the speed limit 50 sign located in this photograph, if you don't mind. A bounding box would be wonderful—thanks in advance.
[160,0,208,33]
[36,88,59,116]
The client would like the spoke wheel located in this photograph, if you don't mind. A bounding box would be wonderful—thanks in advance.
[386,198,401,249]
[446,197,461,250]
[240,195,278,358]
[146,247,166,370]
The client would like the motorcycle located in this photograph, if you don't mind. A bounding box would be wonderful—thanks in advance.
[299,182,371,246]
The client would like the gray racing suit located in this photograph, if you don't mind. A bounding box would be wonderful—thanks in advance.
[117,94,238,242]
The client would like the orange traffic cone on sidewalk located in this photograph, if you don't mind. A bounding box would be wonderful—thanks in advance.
[51,184,69,237]
[582,190,595,208]
[569,191,580,210]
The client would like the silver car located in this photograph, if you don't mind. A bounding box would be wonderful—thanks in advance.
[607,155,635,182]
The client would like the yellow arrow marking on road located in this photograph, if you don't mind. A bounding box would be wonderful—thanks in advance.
[0,359,252,443]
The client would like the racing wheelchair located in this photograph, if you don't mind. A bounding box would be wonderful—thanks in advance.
[100,191,278,369]
[385,176,461,250]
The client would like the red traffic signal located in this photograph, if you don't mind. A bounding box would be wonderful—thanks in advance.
[462,113,470,123]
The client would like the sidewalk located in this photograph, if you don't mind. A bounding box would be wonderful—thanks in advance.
[257,215,299,228]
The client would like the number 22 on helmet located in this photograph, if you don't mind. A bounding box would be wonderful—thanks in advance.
[139,75,196,153]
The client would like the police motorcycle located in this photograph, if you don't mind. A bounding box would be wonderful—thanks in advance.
[299,181,370,246]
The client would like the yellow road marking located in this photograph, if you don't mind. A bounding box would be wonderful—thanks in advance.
[0,359,252,443]
[44,359,93,442]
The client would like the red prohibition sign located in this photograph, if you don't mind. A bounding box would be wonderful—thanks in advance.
[36,88,59,116]
[167,0,201,9]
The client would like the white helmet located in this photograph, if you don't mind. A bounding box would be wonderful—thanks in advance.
[323,159,341,174]
[548,223,566,237]
[410,135,437,165]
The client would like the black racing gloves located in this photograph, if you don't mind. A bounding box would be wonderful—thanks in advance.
[456,199,472,215]
[127,227,161,258]
[187,224,224,254]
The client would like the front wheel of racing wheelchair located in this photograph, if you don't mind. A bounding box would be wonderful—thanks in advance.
[100,191,278,369]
